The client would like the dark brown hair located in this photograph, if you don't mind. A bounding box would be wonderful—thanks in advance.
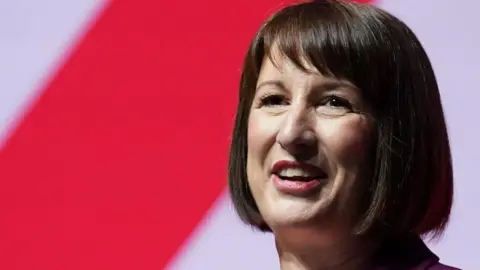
[228,0,453,238]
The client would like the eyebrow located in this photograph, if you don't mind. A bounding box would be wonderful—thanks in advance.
[255,79,355,92]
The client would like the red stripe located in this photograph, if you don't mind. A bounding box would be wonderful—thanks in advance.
[0,0,374,269]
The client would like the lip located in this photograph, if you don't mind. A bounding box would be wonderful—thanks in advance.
[270,160,327,195]
[271,160,327,177]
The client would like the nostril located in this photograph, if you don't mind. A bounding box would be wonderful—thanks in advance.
[291,143,318,160]
[278,137,318,161]
[276,117,318,159]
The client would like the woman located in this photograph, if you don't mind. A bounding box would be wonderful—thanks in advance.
[228,0,459,269]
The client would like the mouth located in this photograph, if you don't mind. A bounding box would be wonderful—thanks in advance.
[271,160,327,195]
[271,160,327,181]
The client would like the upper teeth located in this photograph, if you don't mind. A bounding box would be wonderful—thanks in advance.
[277,168,313,178]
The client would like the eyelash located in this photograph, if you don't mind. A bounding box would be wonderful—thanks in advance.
[259,94,289,107]
[258,94,353,110]
[323,96,353,110]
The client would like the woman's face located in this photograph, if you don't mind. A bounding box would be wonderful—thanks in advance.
[246,49,374,230]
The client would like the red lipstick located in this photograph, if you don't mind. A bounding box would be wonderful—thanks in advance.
[271,160,327,195]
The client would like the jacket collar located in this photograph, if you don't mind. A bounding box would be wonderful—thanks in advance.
[372,232,439,269]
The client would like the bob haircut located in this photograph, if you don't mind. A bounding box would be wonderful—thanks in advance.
[228,0,453,238]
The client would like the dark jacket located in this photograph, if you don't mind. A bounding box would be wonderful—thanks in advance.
[372,233,459,269]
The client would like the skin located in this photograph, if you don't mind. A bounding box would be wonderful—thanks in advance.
[246,48,377,269]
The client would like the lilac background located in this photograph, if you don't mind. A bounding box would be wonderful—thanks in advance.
[1,0,478,269]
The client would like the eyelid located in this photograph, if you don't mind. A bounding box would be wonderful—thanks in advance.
[323,95,350,103]
[255,80,287,93]
[255,85,289,100]
[260,93,289,104]
[319,89,357,104]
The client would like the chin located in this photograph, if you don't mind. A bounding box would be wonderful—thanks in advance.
[258,186,334,229]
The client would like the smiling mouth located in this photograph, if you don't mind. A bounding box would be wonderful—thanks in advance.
[271,161,328,182]
[276,175,321,182]
[275,169,326,182]
[271,161,327,195]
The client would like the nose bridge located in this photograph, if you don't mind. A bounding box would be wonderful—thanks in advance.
[277,99,316,151]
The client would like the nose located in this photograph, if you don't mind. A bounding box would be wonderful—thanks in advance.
[276,103,318,160]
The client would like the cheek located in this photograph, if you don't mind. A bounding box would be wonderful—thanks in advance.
[247,112,279,164]
[246,112,281,194]
[318,115,373,167]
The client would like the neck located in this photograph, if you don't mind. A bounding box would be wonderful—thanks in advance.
[274,226,380,270]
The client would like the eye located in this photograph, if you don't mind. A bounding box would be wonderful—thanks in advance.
[323,96,352,110]
[316,95,355,116]
[259,94,289,107]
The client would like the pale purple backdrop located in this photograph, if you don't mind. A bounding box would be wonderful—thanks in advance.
[0,0,477,269]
